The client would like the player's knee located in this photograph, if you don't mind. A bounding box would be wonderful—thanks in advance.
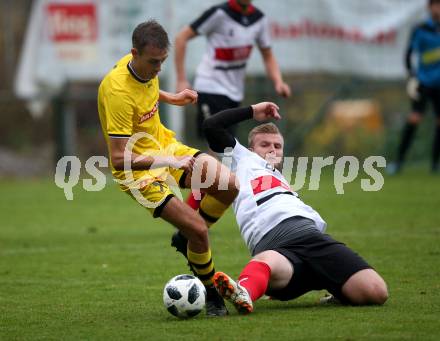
[217,168,238,194]
[371,277,388,304]
[357,278,388,305]
[372,282,389,305]
[343,269,388,305]
[212,171,238,202]
[253,250,293,290]
[363,279,388,305]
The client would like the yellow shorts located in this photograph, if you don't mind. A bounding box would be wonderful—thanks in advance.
[120,142,201,217]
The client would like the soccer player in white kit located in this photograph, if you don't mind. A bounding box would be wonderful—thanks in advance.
[174,0,291,209]
[202,102,388,314]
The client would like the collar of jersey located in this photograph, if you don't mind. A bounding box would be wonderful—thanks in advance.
[127,61,150,84]
[252,150,277,172]
[228,0,256,15]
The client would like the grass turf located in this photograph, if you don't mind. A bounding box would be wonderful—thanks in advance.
[0,170,439,340]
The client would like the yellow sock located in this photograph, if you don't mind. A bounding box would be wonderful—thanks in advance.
[187,247,215,286]
[199,194,229,226]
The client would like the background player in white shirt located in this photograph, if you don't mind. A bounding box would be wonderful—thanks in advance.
[201,102,388,314]
[174,0,291,209]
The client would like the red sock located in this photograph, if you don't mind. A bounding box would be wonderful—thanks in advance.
[238,261,271,302]
[186,192,204,210]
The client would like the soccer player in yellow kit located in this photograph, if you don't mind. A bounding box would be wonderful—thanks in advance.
[98,20,237,316]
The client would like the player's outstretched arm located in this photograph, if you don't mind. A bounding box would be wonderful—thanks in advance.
[159,89,198,106]
[203,103,281,152]
[174,26,197,92]
[251,102,281,122]
[260,47,291,98]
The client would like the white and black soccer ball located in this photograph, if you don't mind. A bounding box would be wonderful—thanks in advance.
[163,274,206,318]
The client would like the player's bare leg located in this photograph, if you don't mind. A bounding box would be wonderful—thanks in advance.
[388,111,422,174]
[252,250,293,291]
[172,153,238,256]
[172,152,238,254]
[185,149,230,209]
[185,153,238,206]
[160,197,228,316]
[160,197,209,253]
[341,269,388,305]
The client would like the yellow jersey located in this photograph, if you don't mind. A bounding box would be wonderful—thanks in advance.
[98,54,177,188]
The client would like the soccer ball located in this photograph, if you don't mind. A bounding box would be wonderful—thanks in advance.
[163,274,206,318]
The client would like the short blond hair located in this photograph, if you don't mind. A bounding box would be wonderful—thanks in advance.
[248,123,281,147]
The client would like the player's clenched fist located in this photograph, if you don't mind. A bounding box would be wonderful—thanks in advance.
[251,102,281,122]
[173,89,198,105]
[168,155,195,172]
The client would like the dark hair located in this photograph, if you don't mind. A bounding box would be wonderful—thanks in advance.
[430,0,440,5]
[132,20,170,53]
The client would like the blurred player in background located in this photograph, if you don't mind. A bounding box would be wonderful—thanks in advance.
[390,0,440,174]
[97,20,239,316]
[174,0,291,209]
[202,102,388,314]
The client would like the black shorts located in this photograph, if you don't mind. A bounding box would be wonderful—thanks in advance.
[255,221,371,302]
[411,84,440,117]
[196,92,240,138]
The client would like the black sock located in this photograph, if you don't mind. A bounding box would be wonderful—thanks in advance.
[432,125,440,170]
[397,122,418,165]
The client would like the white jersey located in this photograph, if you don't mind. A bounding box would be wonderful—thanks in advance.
[220,140,327,253]
[190,2,271,102]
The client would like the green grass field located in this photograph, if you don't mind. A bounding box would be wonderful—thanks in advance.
[1,171,439,340]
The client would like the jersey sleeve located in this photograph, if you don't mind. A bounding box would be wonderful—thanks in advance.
[104,91,134,137]
[202,106,253,152]
[190,6,221,35]
[409,26,421,51]
[405,25,421,76]
[217,139,254,173]
[231,139,253,161]
[256,15,271,49]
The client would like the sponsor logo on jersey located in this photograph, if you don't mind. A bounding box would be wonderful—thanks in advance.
[139,102,158,123]
[251,175,291,195]
[152,181,166,193]
[215,45,253,61]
